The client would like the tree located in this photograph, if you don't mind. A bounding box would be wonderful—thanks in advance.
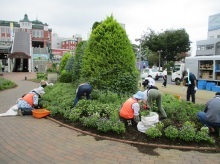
[59,52,72,73]
[80,15,139,95]
[72,41,87,83]
[65,56,74,72]
[92,21,101,31]
[147,52,159,67]
[142,28,191,65]
[131,43,139,58]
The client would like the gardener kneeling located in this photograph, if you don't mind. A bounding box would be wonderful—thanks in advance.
[17,87,45,116]
[119,91,144,126]
[197,92,220,133]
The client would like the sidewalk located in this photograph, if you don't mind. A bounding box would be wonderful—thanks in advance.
[140,78,215,104]
[0,72,220,164]
[156,82,215,104]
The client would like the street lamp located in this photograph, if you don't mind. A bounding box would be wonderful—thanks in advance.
[135,38,142,72]
[157,50,163,71]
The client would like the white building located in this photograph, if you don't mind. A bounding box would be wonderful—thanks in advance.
[196,13,220,56]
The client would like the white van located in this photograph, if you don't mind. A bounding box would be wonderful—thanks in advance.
[141,68,163,80]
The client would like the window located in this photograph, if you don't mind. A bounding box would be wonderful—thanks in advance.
[173,65,180,72]
[143,69,149,74]
[197,45,206,50]
[151,68,158,72]
[206,44,214,50]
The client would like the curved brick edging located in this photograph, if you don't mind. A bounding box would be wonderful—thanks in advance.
[46,117,220,152]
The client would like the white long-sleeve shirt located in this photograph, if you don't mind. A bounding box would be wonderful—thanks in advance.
[132,102,140,116]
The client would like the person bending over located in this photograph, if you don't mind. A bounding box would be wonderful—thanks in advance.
[72,83,93,107]
[143,88,167,119]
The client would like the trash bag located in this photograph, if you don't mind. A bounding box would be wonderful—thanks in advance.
[141,112,159,126]
[137,112,159,133]
[0,105,18,117]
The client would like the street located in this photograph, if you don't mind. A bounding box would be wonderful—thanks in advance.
[156,75,175,85]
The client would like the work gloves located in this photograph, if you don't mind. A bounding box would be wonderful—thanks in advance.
[182,86,198,91]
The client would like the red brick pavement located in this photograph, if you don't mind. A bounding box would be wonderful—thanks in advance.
[0,72,220,164]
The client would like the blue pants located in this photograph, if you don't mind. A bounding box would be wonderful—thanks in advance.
[197,111,220,128]
[72,84,92,107]
[20,107,34,115]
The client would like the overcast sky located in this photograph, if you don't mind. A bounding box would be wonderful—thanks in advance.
[1,0,220,55]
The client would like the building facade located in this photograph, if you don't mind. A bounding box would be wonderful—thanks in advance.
[0,14,52,72]
[52,33,82,59]
[196,13,220,56]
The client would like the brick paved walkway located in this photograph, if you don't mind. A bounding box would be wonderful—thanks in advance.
[0,72,220,164]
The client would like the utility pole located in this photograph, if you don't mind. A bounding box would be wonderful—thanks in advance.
[135,38,142,72]
[157,50,163,71]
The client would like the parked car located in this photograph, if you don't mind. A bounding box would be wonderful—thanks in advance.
[141,68,163,80]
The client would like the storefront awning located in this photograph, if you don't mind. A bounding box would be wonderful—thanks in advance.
[8,52,31,59]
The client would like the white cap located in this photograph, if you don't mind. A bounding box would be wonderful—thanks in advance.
[31,87,45,95]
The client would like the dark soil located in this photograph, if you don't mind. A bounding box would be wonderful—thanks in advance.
[51,114,220,154]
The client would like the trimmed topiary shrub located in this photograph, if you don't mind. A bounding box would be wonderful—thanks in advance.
[164,125,179,141]
[59,70,72,83]
[80,15,139,95]
[72,41,87,84]
[0,78,16,91]
[146,126,162,138]
[59,52,72,73]
[179,121,196,142]
[65,56,74,72]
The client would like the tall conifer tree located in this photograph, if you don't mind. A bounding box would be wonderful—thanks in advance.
[81,15,139,94]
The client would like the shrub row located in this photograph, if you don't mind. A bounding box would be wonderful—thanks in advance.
[40,83,215,144]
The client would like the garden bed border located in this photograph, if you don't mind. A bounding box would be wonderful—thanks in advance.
[46,116,220,152]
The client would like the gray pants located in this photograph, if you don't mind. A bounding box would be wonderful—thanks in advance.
[147,89,167,118]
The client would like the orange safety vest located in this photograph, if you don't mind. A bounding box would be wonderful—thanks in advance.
[120,98,137,119]
[22,93,34,106]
